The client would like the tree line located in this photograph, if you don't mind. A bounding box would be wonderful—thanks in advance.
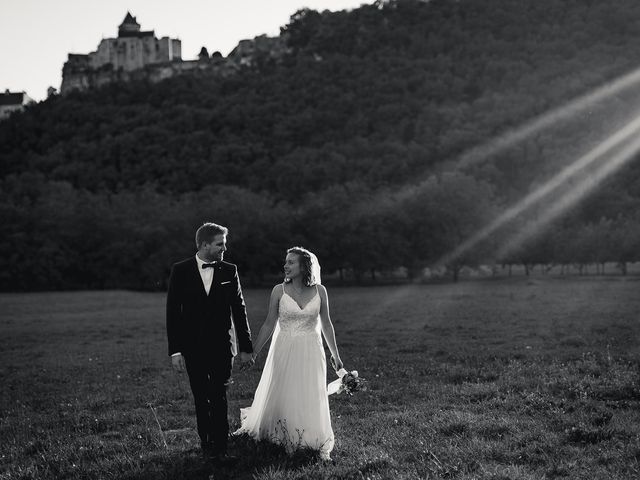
[2,169,638,290]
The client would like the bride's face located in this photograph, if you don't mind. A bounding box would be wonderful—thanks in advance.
[283,253,302,281]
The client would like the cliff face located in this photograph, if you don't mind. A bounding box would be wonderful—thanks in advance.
[61,58,232,95]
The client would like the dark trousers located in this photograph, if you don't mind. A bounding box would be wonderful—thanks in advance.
[184,353,233,453]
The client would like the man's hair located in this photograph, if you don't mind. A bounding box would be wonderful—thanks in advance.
[195,222,228,249]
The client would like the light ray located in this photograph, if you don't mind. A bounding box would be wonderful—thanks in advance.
[495,130,640,260]
[386,67,640,208]
[435,111,640,266]
[452,66,640,170]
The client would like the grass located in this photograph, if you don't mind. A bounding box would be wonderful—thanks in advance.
[1,277,639,479]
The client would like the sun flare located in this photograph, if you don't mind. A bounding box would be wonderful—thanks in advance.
[434,67,640,267]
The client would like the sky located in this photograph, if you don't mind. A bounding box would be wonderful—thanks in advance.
[0,0,375,102]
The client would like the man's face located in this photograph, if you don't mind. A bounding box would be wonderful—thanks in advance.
[202,234,227,262]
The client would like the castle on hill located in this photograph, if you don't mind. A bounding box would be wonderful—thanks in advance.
[61,13,288,95]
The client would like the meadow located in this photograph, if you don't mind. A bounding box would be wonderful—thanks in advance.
[1,277,639,479]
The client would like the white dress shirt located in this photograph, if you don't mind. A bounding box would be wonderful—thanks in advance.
[195,253,215,295]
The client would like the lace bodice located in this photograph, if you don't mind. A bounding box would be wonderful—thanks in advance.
[277,286,321,337]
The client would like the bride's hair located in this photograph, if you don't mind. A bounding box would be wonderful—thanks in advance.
[285,246,321,286]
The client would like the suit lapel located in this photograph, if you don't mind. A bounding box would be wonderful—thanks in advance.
[210,263,225,296]
[211,263,232,299]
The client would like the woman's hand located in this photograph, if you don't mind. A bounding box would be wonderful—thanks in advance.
[331,355,344,372]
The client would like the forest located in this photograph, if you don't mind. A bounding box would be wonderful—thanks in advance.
[1,0,640,290]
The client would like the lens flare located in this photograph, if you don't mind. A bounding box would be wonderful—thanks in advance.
[496,130,640,259]
[435,112,640,266]
[454,66,640,170]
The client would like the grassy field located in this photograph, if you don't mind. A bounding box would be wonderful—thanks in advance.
[1,277,639,479]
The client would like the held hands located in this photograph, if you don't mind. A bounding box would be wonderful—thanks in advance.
[238,351,255,371]
[172,352,255,372]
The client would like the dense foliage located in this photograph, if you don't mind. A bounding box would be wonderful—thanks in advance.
[2,0,640,290]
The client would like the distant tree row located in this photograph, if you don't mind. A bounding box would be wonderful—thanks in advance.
[2,170,639,290]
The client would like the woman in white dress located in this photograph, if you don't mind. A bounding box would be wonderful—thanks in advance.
[234,246,343,460]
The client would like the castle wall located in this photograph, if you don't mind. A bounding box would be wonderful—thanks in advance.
[158,37,175,62]
[60,19,285,95]
[91,40,113,69]
[171,39,182,60]
[84,34,178,74]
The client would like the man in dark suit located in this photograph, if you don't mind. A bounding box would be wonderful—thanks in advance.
[166,222,254,464]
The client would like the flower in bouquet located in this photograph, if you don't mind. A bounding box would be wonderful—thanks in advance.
[327,368,366,396]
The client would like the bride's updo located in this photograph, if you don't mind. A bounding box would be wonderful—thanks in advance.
[285,246,321,286]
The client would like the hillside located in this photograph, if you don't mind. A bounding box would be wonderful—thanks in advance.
[1,0,640,290]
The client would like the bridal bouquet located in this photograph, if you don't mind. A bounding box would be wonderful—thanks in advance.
[327,368,366,396]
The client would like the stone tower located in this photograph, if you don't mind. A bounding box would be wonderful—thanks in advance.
[61,13,182,94]
[118,12,141,35]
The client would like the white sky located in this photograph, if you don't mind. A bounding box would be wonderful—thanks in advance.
[0,0,374,101]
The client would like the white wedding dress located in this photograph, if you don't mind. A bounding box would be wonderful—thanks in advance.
[235,284,334,459]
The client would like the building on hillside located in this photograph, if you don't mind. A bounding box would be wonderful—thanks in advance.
[61,12,182,94]
[60,13,291,95]
[0,90,34,121]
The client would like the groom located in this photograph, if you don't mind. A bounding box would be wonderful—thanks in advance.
[166,222,254,463]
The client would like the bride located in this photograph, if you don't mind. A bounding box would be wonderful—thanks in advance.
[234,246,343,460]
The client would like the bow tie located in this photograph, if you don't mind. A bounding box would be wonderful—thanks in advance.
[202,263,217,269]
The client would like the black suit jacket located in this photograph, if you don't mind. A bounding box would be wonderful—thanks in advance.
[166,257,253,358]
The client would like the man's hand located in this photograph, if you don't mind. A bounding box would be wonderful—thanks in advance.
[171,353,186,372]
[238,351,255,371]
